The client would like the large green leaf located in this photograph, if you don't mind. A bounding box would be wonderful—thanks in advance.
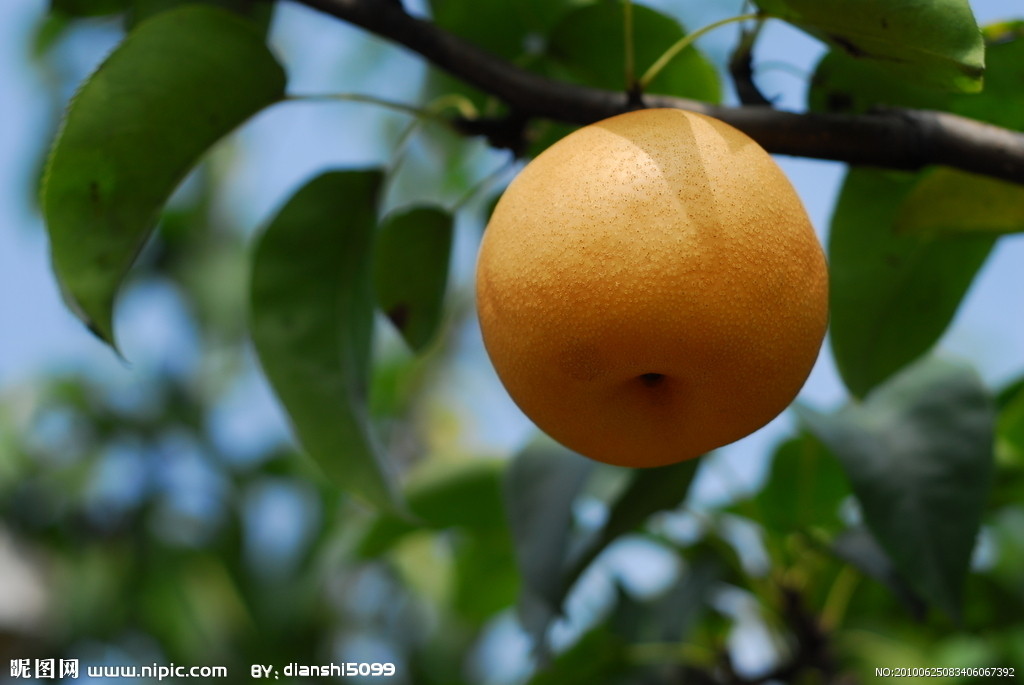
[544,3,719,101]
[815,25,1024,395]
[755,432,849,535]
[249,171,400,512]
[42,5,285,347]
[808,49,951,114]
[895,169,1024,238]
[828,169,994,398]
[373,206,454,352]
[757,0,984,92]
[831,526,926,619]
[893,25,1024,239]
[798,358,995,620]
[812,25,1024,242]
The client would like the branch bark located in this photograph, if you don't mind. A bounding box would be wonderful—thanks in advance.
[291,0,1024,185]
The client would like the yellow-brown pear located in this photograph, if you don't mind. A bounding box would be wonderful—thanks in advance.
[476,108,828,468]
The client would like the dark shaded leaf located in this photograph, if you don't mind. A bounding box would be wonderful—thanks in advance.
[798,357,995,620]
[127,0,276,34]
[250,170,400,511]
[42,5,285,347]
[452,530,520,623]
[526,626,629,685]
[612,548,723,644]
[50,0,128,17]
[564,459,701,589]
[373,206,453,352]
[832,526,927,619]
[504,442,594,609]
[997,380,1024,464]
[828,169,993,397]
[755,432,849,534]
[429,0,586,60]
[992,379,1024,509]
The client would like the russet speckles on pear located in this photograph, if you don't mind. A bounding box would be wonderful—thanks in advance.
[476,108,829,468]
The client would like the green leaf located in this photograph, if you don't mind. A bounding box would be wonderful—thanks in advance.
[50,0,129,17]
[808,49,952,113]
[821,26,1024,241]
[354,458,509,558]
[526,626,629,685]
[832,526,926,619]
[129,0,274,26]
[452,530,520,623]
[895,169,1024,238]
[406,458,507,528]
[817,27,1024,396]
[421,0,588,133]
[950,21,1024,132]
[757,0,984,92]
[41,5,285,347]
[890,26,1024,239]
[429,0,587,60]
[828,169,994,398]
[997,380,1024,464]
[250,171,401,512]
[992,379,1024,509]
[373,206,454,352]
[755,432,849,534]
[798,357,995,621]
[544,3,720,101]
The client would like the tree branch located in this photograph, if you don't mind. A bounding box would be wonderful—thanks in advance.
[291,0,1024,185]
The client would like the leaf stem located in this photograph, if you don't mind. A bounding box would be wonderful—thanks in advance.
[640,12,763,90]
[820,564,860,631]
[424,92,480,119]
[286,92,427,117]
[450,154,517,212]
